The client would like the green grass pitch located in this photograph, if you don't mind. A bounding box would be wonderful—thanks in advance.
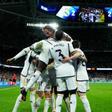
[0,83,112,112]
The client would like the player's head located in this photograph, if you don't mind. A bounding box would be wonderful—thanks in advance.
[55,30,64,41]
[42,25,55,38]
[72,40,81,48]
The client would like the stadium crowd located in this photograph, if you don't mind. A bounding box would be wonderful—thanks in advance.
[1,25,112,112]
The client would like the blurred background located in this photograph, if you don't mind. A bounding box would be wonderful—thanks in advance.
[0,0,112,85]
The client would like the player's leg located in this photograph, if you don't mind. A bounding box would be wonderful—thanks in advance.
[48,68,57,112]
[21,61,47,99]
[77,81,91,112]
[26,61,47,91]
[79,94,91,112]
[12,94,22,112]
[29,87,37,112]
[63,90,70,112]
[56,78,66,112]
[34,80,45,110]
[35,91,44,111]
[43,80,53,112]
[56,94,64,112]
[51,86,57,112]
[66,76,77,112]
[44,91,52,112]
[69,91,77,112]
[12,75,27,112]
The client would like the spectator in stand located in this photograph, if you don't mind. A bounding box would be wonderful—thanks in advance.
[11,72,17,85]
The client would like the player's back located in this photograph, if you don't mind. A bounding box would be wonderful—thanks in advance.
[75,48,89,81]
[50,40,76,78]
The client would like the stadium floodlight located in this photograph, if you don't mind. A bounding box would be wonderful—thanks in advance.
[26,22,59,30]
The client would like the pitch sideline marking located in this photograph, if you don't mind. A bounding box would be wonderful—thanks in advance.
[0,86,18,91]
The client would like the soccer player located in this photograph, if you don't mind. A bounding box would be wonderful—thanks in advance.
[49,30,84,112]
[20,25,55,111]
[21,25,73,112]
[42,26,73,112]
[34,67,53,112]
[72,40,91,112]
[7,47,39,112]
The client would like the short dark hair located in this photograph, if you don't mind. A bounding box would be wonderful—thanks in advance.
[55,30,64,41]
[42,25,55,33]
[72,40,81,48]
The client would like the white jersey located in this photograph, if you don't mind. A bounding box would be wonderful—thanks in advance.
[13,47,38,77]
[21,50,38,77]
[13,47,30,60]
[74,48,89,81]
[49,40,76,78]
[32,38,55,64]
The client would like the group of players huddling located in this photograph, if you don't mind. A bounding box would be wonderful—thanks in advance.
[7,25,91,112]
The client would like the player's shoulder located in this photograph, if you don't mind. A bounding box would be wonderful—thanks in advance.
[74,48,82,52]
[74,48,84,54]
[44,38,56,45]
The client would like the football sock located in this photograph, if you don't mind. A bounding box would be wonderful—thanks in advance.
[12,94,22,112]
[80,95,91,112]
[56,94,63,112]
[70,94,76,112]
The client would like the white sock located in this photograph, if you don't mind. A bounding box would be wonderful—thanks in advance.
[35,97,42,109]
[43,98,51,112]
[12,94,22,112]
[52,92,56,111]
[30,91,37,112]
[56,94,63,112]
[26,71,41,91]
[64,97,70,112]
[80,95,91,112]
[70,94,76,112]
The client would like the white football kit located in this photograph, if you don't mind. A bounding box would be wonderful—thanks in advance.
[74,48,89,92]
[37,69,52,92]
[32,38,55,65]
[31,38,55,92]
[12,48,39,112]
[49,41,77,92]
[13,47,38,88]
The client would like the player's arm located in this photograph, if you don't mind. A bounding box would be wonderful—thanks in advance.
[79,54,87,63]
[62,50,82,63]
[62,42,82,63]
[6,47,30,63]
[47,61,54,70]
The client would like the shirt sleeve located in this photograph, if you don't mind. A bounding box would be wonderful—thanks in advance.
[13,47,30,60]
[68,42,75,53]
[30,41,43,53]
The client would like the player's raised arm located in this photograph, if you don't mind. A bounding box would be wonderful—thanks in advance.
[6,47,30,63]
[6,57,15,63]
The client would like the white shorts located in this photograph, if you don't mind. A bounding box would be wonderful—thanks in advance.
[20,75,27,88]
[57,76,77,92]
[77,81,89,93]
[20,75,35,88]
[37,81,51,92]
